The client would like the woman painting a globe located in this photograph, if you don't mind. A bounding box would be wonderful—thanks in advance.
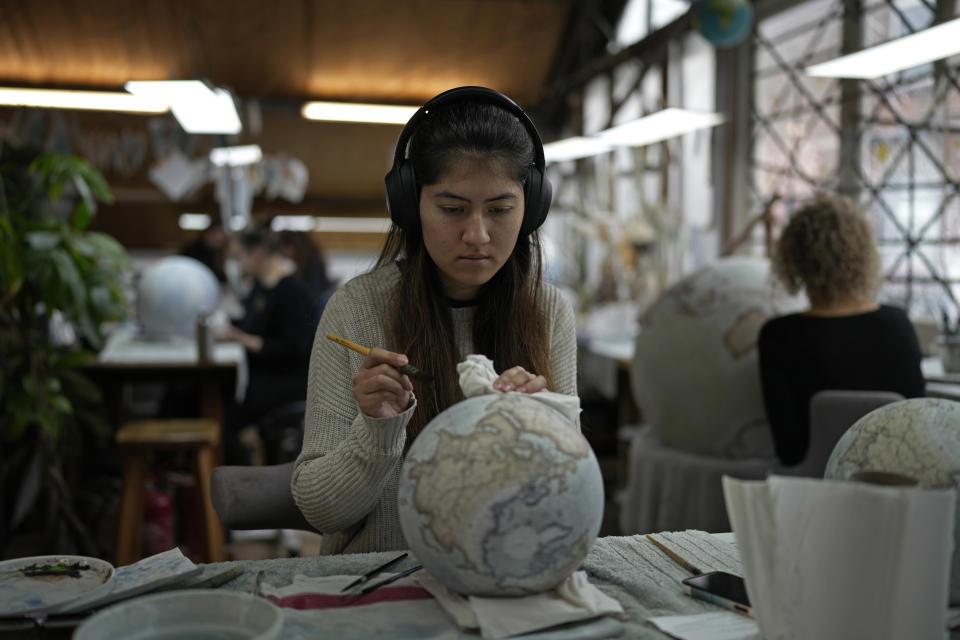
[291,87,577,555]
[758,193,925,466]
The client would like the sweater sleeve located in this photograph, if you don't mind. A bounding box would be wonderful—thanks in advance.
[757,319,808,466]
[545,285,578,398]
[290,284,415,534]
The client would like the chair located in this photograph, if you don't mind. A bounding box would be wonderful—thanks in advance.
[115,419,226,566]
[788,389,905,478]
[210,462,320,534]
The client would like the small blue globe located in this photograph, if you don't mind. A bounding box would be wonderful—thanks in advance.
[694,0,754,48]
[137,256,220,340]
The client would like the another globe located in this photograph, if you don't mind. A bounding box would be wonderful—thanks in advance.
[398,393,604,596]
[825,398,960,603]
[632,256,805,458]
[694,0,754,48]
[137,256,220,340]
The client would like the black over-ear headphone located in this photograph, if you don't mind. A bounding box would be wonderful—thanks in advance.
[384,86,553,236]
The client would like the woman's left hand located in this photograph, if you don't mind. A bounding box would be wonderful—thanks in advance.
[493,366,547,394]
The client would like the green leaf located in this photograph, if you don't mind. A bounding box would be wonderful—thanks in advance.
[48,247,86,314]
[84,232,132,270]
[25,231,61,250]
[49,394,73,415]
[59,368,101,403]
[71,198,93,231]
[71,159,113,204]
[59,348,95,367]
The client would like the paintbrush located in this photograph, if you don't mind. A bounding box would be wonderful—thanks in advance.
[326,333,434,382]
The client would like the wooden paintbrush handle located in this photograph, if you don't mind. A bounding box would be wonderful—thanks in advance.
[326,333,371,357]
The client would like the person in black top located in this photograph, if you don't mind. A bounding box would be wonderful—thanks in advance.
[221,226,317,465]
[276,230,337,319]
[179,220,228,282]
[758,194,925,466]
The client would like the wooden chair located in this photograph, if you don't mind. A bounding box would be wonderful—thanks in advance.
[114,419,226,566]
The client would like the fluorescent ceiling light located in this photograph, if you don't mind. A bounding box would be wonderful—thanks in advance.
[543,137,614,163]
[597,108,725,147]
[210,144,262,167]
[178,213,211,230]
[301,101,418,124]
[270,216,392,233]
[125,80,242,134]
[806,17,960,79]
[0,87,168,113]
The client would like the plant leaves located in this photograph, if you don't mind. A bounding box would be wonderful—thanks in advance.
[84,232,132,271]
[25,230,61,250]
[71,198,93,231]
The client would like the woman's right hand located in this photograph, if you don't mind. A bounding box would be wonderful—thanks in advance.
[353,348,414,418]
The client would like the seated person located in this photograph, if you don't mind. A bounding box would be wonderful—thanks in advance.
[290,87,577,555]
[276,230,337,319]
[759,193,925,466]
[179,219,228,282]
[221,226,317,465]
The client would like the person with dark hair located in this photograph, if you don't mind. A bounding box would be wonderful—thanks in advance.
[290,87,576,555]
[276,230,337,318]
[758,193,925,466]
[179,220,228,282]
[221,226,317,465]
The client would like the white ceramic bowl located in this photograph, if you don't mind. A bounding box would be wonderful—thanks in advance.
[74,589,282,640]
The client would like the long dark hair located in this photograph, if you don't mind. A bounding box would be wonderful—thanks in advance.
[376,100,553,440]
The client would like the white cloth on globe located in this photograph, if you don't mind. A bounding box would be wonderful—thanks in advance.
[418,570,623,640]
[456,354,581,425]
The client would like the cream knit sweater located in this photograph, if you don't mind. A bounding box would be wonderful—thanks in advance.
[291,263,578,555]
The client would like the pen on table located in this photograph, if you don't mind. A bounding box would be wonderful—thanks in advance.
[645,535,703,575]
[326,333,434,382]
[357,564,423,596]
[340,552,409,592]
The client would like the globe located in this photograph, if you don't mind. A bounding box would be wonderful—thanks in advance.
[137,256,220,340]
[825,398,960,603]
[398,393,604,596]
[632,256,805,458]
[693,0,754,48]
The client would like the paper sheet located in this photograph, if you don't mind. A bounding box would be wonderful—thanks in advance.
[647,612,760,640]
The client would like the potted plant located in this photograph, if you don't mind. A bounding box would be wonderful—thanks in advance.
[938,308,960,374]
[0,143,132,557]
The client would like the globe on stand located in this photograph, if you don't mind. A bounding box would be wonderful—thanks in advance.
[137,256,220,340]
[632,256,805,458]
[398,393,604,596]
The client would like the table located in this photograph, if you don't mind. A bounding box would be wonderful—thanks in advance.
[196,530,743,639]
[81,325,247,425]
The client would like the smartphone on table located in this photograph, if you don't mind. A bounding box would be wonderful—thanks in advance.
[681,571,752,617]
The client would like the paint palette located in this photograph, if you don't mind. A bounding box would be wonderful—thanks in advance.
[0,555,115,618]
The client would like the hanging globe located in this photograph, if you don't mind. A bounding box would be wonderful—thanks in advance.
[693,0,754,48]
[398,393,604,596]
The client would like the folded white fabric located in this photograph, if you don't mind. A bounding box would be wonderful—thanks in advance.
[456,354,581,424]
[418,570,623,639]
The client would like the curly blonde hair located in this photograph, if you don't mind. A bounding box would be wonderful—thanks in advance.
[772,193,881,306]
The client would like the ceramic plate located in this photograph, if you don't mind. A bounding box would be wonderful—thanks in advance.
[0,555,115,618]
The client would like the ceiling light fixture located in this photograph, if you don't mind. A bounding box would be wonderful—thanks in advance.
[544,108,725,164]
[543,137,614,163]
[209,144,263,167]
[596,108,725,147]
[301,101,419,124]
[178,213,212,230]
[0,87,168,113]
[125,80,242,134]
[270,216,392,233]
[806,17,960,79]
